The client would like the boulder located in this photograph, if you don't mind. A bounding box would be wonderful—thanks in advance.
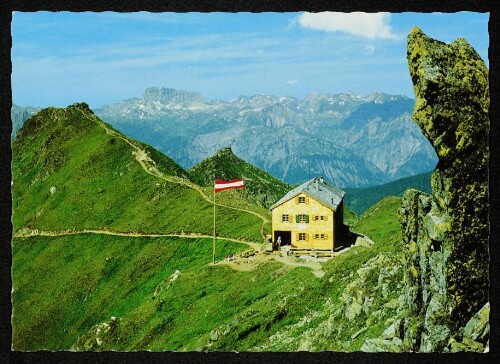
[382,319,401,339]
[463,302,489,342]
[361,337,404,352]
[345,301,363,321]
[71,316,120,351]
[399,27,489,351]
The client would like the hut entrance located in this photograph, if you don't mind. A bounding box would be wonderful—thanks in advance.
[273,231,291,250]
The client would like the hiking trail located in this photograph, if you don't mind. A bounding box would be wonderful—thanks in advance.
[80,110,269,240]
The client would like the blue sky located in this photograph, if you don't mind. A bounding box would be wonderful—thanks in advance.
[12,12,489,108]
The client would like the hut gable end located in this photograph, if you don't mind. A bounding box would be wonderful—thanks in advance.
[270,176,347,251]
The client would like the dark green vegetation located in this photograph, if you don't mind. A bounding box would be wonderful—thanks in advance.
[344,171,432,216]
[12,103,263,242]
[189,147,289,209]
[12,196,403,351]
[342,205,358,227]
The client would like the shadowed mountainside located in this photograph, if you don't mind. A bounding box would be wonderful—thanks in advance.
[189,147,290,209]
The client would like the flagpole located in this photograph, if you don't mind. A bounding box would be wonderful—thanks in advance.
[213,185,216,264]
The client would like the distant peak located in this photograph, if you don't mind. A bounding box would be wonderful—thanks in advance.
[216,147,236,157]
[141,86,205,105]
[68,102,94,114]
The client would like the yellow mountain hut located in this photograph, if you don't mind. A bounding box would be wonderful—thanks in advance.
[270,176,347,251]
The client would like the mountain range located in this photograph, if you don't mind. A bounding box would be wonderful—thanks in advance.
[12,87,438,188]
[92,87,438,188]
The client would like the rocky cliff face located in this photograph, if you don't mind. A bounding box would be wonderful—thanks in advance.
[398,27,489,352]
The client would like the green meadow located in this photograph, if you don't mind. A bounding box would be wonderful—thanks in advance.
[12,104,407,351]
[12,196,402,351]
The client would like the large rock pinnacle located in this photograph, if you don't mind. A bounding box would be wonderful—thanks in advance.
[399,27,489,352]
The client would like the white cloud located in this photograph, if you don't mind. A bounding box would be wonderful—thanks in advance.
[297,12,399,40]
[364,45,376,54]
[286,79,299,85]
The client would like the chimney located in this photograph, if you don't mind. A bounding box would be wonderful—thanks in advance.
[319,176,324,183]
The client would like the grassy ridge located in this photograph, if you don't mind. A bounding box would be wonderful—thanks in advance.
[12,196,403,351]
[189,147,290,209]
[12,105,262,242]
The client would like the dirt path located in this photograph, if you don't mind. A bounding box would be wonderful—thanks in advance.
[14,228,323,277]
[80,111,269,240]
[13,228,262,251]
[218,252,325,278]
[272,255,324,278]
[39,111,333,278]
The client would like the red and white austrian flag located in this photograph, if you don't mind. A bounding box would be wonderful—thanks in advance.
[214,179,245,192]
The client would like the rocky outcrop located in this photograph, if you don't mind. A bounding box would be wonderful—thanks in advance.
[449,302,490,352]
[71,316,120,351]
[398,27,489,352]
[141,86,205,106]
[252,252,406,352]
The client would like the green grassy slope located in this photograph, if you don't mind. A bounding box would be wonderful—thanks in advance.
[257,196,405,351]
[12,103,262,242]
[343,205,358,226]
[349,196,403,247]
[189,147,290,209]
[12,103,407,352]
[12,196,403,351]
[344,171,432,216]
[12,235,247,350]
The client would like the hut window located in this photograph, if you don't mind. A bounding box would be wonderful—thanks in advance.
[282,214,289,222]
[297,214,309,223]
[298,196,306,204]
[314,215,319,221]
[315,234,320,239]
[299,233,306,241]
